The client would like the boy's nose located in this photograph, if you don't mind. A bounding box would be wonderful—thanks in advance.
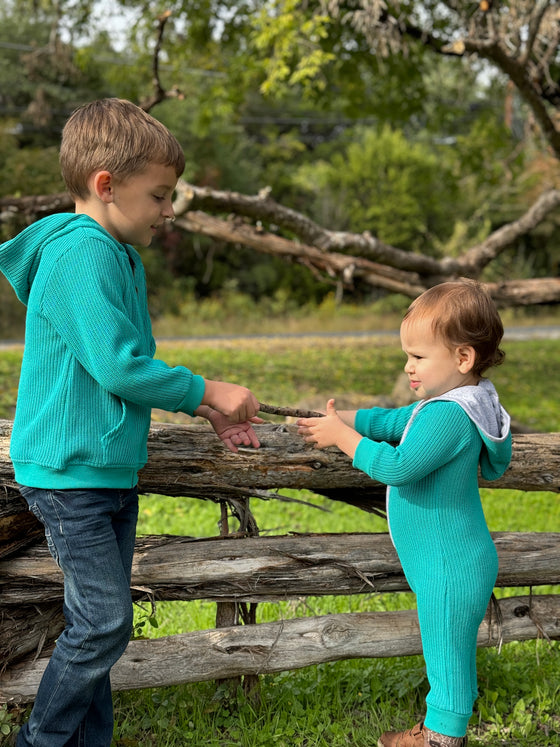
[163,199,175,221]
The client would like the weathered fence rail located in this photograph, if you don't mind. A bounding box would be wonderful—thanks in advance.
[2,531,560,605]
[1,419,559,703]
[2,420,560,505]
[2,596,559,702]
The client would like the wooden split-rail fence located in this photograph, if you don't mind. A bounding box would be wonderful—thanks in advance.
[0,417,559,703]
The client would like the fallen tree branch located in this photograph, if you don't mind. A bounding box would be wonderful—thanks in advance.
[1,184,560,305]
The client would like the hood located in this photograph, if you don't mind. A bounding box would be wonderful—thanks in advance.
[415,378,512,481]
[0,213,80,305]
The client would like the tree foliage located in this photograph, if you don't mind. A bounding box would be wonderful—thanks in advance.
[293,126,460,252]
[1,0,559,310]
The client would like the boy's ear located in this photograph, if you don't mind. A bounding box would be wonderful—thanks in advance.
[91,171,114,203]
[457,345,476,373]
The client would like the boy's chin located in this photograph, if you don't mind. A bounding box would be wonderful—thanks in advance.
[136,234,154,247]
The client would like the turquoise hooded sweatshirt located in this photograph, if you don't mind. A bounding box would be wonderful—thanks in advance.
[0,213,205,489]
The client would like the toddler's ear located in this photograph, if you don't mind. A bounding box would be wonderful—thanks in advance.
[457,345,476,373]
[91,171,114,203]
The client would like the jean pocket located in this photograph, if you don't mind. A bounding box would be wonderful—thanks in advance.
[28,501,60,567]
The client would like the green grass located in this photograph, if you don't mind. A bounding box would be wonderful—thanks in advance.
[1,331,559,746]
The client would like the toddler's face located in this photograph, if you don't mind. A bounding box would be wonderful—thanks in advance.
[400,318,478,399]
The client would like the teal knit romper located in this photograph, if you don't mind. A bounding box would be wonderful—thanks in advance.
[353,384,511,737]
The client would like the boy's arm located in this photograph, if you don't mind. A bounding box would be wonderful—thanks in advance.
[41,243,261,420]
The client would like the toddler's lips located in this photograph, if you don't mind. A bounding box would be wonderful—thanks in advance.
[409,380,421,389]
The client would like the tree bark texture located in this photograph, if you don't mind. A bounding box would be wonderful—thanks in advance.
[0,605,63,675]
[1,531,559,672]
[1,418,559,701]
[1,595,558,703]
[1,421,559,519]
[1,531,559,607]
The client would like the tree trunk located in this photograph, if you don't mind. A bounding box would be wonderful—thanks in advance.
[2,594,559,703]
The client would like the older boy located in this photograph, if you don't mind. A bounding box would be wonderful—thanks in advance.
[0,98,261,746]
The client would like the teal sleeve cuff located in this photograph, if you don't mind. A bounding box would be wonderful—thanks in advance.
[352,436,373,473]
[354,409,370,437]
[179,373,206,416]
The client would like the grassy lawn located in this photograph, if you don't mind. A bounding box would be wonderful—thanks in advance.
[1,331,559,745]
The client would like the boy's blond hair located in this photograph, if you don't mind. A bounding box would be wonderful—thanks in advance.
[403,279,505,376]
[60,98,185,200]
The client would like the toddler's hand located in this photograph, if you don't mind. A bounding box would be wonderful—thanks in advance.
[297,399,362,458]
[297,399,340,449]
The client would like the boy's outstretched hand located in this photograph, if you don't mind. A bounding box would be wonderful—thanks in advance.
[206,409,263,453]
[197,380,263,452]
[297,399,361,459]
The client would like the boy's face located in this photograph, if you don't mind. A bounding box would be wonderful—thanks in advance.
[99,163,178,247]
[400,317,478,399]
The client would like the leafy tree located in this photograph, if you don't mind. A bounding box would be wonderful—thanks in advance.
[0,1,109,145]
[1,0,559,308]
[293,125,459,252]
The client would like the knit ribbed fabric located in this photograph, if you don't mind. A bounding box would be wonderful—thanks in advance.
[0,214,205,489]
[354,396,511,738]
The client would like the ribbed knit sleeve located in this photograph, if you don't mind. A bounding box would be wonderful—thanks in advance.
[39,233,204,415]
[353,401,473,485]
[355,403,416,441]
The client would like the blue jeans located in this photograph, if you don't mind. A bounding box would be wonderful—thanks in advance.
[16,487,139,747]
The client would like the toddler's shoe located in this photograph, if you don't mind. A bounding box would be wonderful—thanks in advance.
[377,722,468,747]
[377,722,425,747]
